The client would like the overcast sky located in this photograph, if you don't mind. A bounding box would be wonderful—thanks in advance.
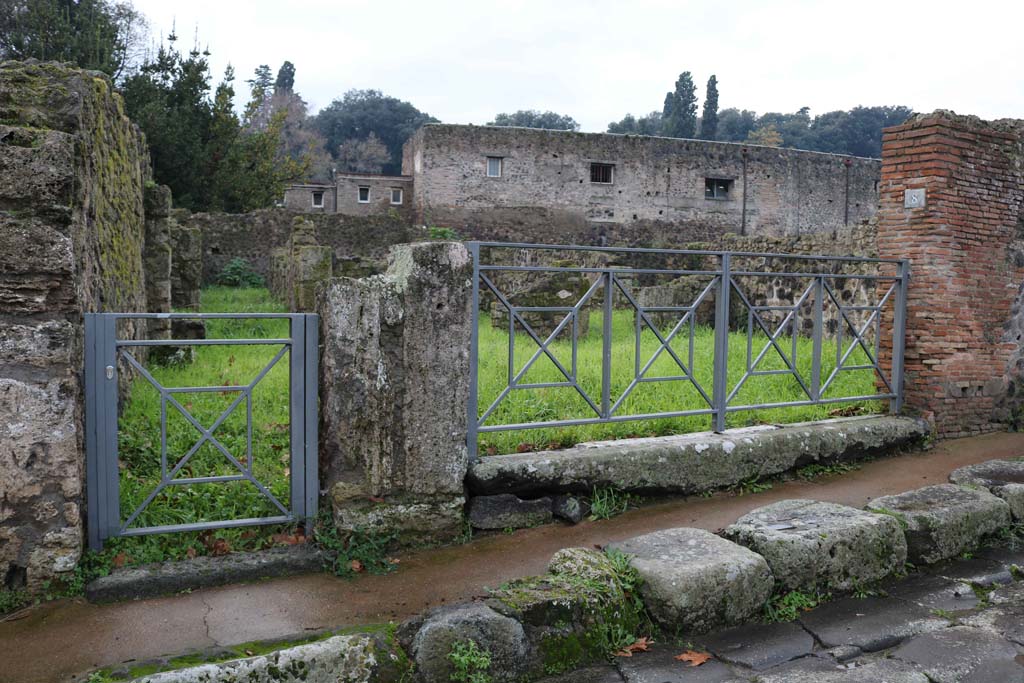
[131,0,1023,132]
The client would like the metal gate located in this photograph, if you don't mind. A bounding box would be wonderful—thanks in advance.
[84,313,318,551]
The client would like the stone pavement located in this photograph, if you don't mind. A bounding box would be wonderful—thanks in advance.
[2,431,1023,683]
[540,545,1024,682]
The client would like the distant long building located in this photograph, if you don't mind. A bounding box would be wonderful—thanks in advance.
[283,124,880,240]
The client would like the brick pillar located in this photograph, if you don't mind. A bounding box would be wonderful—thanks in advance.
[877,112,1024,437]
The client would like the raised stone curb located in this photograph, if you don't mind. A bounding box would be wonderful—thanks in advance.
[609,528,773,633]
[866,484,1012,565]
[467,416,931,497]
[724,499,907,592]
[948,458,1024,520]
[131,634,381,682]
[85,546,324,603]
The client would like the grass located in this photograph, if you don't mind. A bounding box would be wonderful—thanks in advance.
[476,309,884,455]
[587,486,637,521]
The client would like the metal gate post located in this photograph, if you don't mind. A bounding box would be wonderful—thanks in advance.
[466,242,481,462]
[288,315,305,521]
[810,276,824,401]
[84,314,101,550]
[303,314,319,531]
[712,253,731,432]
[891,260,910,414]
[601,271,614,419]
[100,314,120,544]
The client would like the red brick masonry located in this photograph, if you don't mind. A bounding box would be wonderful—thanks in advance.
[877,112,1024,437]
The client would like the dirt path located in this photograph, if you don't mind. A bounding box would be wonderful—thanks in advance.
[3,430,1022,683]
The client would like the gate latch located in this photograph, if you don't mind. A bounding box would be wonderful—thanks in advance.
[105,365,114,380]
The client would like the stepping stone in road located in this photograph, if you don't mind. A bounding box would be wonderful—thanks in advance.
[723,499,907,592]
[866,484,1011,565]
[948,458,1024,520]
[609,528,773,634]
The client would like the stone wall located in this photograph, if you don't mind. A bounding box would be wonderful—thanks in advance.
[169,212,202,310]
[179,209,420,284]
[877,111,1024,437]
[283,183,335,213]
[317,242,473,546]
[269,217,333,312]
[0,60,152,591]
[334,173,414,222]
[404,124,880,240]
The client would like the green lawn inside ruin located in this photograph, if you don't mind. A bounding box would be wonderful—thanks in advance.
[476,310,884,455]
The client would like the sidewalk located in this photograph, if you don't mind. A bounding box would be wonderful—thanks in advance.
[3,431,1023,683]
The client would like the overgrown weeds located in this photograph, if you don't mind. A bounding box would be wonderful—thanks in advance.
[314,511,398,578]
[587,486,637,520]
[448,639,492,683]
[763,589,830,622]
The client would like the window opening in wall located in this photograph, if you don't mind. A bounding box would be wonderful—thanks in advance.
[486,156,503,177]
[590,163,614,184]
[312,191,324,208]
[358,186,370,203]
[705,178,733,200]
[390,188,403,205]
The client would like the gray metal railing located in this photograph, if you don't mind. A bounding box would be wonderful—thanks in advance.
[466,242,908,459]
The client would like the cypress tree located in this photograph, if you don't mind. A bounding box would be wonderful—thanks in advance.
[701,75,719,140]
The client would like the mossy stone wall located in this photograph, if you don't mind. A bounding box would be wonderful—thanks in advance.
[0,60,151,591]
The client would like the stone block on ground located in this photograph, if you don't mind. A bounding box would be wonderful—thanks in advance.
[948,459,1024,520]
[132,634,383,683]
[406,603,530,683]
[724,499,907,592]
[331,482,465,547]
[961,581,1024,645]
[552,494,590,524]
[469,494,553,530]
[609,528,773,633]
[866,484,1012,565]
[487,548,639,676]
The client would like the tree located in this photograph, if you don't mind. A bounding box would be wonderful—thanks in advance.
[0,0,148,80]
[746,124,783,147]
[809,106,913,157]
[336,132,391,173]
[274,60,295,94]
[607,111,663,136]
[715,108,758,142]
[488,110,579,131]
[661,71,698,139]
[313,89,437,176]
[122,38,307,211]
[700,75,719,140]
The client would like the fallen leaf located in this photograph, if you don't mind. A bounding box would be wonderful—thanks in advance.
[515,443,535,453]
[614,637,652,657]
[244,649,254,656]
[271,532,305,546]
[368,496,386,503]
[210,538,232,556]
[111,552,129,568]
[350,559,365,573]
[674,650,711,667]
[389,558,401,564]
[185,547,198,559]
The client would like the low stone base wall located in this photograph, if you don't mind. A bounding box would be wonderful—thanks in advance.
[467,415,932,498]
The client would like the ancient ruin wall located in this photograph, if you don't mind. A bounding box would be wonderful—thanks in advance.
[404,124,880,241]
[0,61,151,590]
[179,209,420,284]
